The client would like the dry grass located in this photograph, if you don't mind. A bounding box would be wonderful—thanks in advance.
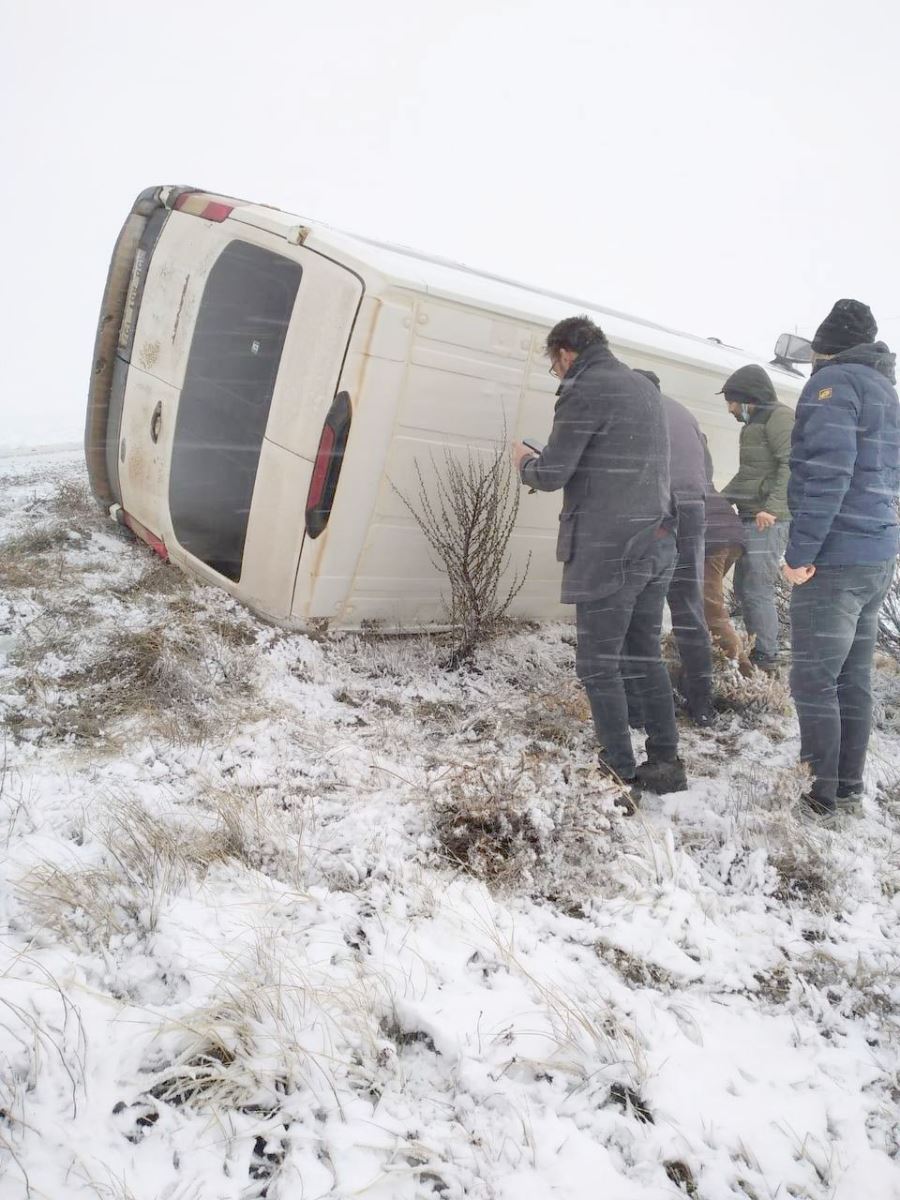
[6,616,259,746]
[41,478,96,522]
[143,936,383,1117]
[711,648,792,724]
[17,794,284,952]
[0,525,70,589]
[433,761,545,886]
[432,758,623,901]
[103,798,232,888]
[19,864,155,948]
[0,478,103,590]
[199,781,313,889]
[722,764,848,910]
[520,684,591,748]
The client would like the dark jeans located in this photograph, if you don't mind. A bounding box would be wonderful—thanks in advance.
[666,500,713,714]
[576,536,679,780]
[790,559,895,809]
[734,519,789,661]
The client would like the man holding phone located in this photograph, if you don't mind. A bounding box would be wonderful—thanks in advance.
[511,315,686,799]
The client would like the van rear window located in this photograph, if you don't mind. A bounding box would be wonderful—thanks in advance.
[169,241,301,581]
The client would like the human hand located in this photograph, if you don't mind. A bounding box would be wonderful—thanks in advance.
[511,441,537,473]
[755,511,777,531]
[782,563,816,586]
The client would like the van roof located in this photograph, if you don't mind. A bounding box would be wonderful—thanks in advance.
[216,193,803,391]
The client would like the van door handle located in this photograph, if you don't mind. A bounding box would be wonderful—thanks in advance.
[150,401,162,444]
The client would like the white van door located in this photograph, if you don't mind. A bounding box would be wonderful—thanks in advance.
[118,207,366,621]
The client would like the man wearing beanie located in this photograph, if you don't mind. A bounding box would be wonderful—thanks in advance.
[717,364,794,672]
[783,299,899,822]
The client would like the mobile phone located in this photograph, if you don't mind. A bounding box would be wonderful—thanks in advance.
[522,438,544,454]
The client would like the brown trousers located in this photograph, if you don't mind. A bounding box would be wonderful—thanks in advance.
[704,547,751,671]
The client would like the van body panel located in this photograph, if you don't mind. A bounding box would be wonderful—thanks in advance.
[263,252,364,461]
[291,351,408,621]
[129,211,230,393]
[117,368,178,540]
[229,439,313,621]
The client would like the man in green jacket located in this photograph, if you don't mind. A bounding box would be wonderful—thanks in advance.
[717,364,794,672]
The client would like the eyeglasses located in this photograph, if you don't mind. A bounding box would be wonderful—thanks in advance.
[548,362,560,379]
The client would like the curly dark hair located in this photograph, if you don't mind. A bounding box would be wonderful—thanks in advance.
[545,315,608,358]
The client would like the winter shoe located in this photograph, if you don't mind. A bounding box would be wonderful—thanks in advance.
[634,757,687,795]
[686,706,719,730]
[835,790,863,818]
[798,793,836,828]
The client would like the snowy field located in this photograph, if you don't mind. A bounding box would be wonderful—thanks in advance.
[1,450,899,1200]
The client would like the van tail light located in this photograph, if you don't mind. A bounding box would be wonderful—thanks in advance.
[172,192,235,222]
[305,392,352,539]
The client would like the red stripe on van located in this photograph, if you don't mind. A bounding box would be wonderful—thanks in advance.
[122,511,169,561]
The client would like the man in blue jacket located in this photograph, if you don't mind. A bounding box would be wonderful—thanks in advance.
[783,299,899,821]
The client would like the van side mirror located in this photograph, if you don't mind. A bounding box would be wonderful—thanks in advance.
[773,333,813,364]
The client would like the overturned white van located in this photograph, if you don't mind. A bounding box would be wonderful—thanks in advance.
[86,185,803,629]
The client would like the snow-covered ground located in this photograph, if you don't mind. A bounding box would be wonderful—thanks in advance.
[1,450,898,1200]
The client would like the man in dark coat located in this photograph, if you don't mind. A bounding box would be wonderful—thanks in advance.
[511,316,686,797]
[783,299,899,822]
[718,364,794,672]
[634,369,714,725]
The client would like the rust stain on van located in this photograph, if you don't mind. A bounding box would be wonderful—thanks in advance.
[138,341,160,371]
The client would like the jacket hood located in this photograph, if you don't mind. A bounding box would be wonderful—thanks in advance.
[718,363,778,408]
[813,340,896,386]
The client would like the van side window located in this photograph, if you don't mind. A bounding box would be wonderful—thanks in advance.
[169,240,302,581]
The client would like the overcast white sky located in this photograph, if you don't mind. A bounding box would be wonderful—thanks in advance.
[2,0,898,448]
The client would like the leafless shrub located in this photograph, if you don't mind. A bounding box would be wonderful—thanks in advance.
[774,573,792,644]
[394,442,529,664]
[877,566,900,662]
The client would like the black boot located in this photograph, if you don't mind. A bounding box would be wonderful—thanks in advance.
[634,757,687,795]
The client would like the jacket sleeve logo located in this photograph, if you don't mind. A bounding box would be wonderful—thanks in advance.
[817,386,833,400]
